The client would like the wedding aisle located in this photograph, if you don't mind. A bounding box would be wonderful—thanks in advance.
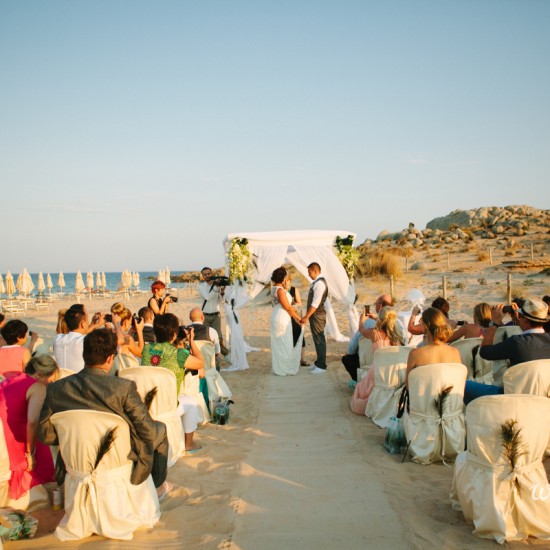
[228,362,408,550]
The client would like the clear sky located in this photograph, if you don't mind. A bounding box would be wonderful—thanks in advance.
[1,0,549,273]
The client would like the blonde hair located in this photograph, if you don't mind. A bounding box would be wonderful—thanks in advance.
[110,302,125,315]
[25,354,59,379]
[56,309,69,334]
[473,302,491,328]
[376,306,405,345]
[422,307,452,343]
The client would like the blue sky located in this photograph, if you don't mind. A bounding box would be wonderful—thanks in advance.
[1,0,549,273]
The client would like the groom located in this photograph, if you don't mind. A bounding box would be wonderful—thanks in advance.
[301,262,328,375]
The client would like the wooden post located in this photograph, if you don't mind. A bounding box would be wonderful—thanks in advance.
[531,243,534,260]
[507,273,512,303]
[489,247,493,266]
[447,251,450,270]
[389,275,394,299]
[405,257,409,272]
[442,276,447,299]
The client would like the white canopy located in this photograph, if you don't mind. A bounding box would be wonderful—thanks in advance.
[222,230,359,371]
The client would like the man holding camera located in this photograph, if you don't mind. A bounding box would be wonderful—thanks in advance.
[198,267,229,356]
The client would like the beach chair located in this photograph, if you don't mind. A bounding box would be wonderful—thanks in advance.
[451,395,550,544]
[451,338,482,380]
[404,363,467,465]
[51,410,160,541]
[365,347,411,429]
[119,367,185,467]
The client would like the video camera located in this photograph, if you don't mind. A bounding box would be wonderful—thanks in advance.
[210,276,230,287]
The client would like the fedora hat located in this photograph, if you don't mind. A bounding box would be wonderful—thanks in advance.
[519,297,550,323]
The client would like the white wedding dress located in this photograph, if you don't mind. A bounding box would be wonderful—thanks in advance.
[270,286,303,376]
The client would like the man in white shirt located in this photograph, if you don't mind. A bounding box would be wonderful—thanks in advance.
[53,304,103,372]
[198,267,229,356]
[301,262,329,374]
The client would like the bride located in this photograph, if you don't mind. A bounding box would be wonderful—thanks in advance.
[270,267,303,376]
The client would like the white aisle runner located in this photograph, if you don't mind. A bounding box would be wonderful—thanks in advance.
[229,366,408,549]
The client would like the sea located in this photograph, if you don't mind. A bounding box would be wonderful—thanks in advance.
[4,271,191,296]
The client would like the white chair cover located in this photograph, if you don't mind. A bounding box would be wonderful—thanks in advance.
[181,372,211,424]
[51,410,160,541]
[451,338,483,380]
[489,326,522,386]
[58,368,76,379]
[451,395,550,544]
[365,347,411,428]
[119,367,185,467]
[503,360,550,396]
[358,337,373,367]
[194,341,232,403]
[113,352,140,373]
[404,363,467,465]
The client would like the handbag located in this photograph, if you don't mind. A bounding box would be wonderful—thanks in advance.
[384,386,409,455]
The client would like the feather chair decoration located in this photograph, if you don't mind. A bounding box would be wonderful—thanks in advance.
[92,426,119,471]
[501,419,527,493]
[434,385,453,418]
[144,386,158,410]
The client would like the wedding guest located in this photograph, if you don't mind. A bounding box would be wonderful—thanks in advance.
[188,307,222,370]
[148,280,172,317]
[138,307,156,343]
[448,302,492,342]
[0,320,38,377]
[0,354,58,506]
[109,307,145,372]
[55,309,69,335]
[198,267,229,356]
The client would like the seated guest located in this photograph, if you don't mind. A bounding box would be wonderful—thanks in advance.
[142,314,204,451]
[448,302,492,343]
[53,304,103,373]
[139,307,156,343]
[350,306,405,415]
[0,355,58,506]
[342,294,394,382]
[188,307,222,370]
[109,307,145,373]
[406,308,461,388]
[408,297,459,340]
[0,320,38,377]
[39,329,171,499]
[55,309,69,335]
[464,297,550,403]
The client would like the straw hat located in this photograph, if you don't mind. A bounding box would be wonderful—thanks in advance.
[519,297,550,324]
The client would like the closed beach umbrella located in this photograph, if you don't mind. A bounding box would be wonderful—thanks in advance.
[0,274,5,295]
[86,271,94,290]
[37,272,46,293]
[96,272,102,289]
[16,272,23,291]
[46,273,53,291]
[75,271,85,293]
[121,269,132,289]
[132,271,140,288]
[18,269,33,296]
[25,269,35,294]
[165,267,171,286]
[157,270,165,284]
[58,272,65,291]
[5,272,15,297]
[101,272,107,289]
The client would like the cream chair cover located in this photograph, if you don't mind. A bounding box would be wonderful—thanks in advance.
[489,326,522,386]
[451,338,483,380]
[503,360,550,396]
[451,395,550,544]
[365,347,411,428]
[51,410,160,541]
[181,372,211,424]
[404,363,467,465]
[119,367,185,467]
[195,341,232,403]
[58,368,76,379]
[358,337,373,367]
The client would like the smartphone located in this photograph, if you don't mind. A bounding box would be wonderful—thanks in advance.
[502,305,514,315]
[364,305,370,315]
[104,314,113,323]
[133,314,141,324]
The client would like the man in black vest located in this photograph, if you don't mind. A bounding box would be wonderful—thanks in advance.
[301,262,329,374]
[188,307,222,370]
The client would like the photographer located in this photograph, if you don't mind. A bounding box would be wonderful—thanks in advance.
[148,280,174,317]
[198,267,229,356]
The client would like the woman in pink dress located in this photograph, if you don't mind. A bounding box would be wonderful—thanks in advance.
[0,320,38,377]
[350,307,405,415]
[0,354,58,502]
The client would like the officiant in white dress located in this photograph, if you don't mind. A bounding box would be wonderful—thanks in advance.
[270,267,304,376]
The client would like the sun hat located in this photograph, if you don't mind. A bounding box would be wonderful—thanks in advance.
[519,297,550,323]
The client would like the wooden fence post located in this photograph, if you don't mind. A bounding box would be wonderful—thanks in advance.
[442,276,447,299]
[507,273,512,304]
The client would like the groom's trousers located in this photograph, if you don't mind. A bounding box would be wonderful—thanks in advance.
[309,311,327,370]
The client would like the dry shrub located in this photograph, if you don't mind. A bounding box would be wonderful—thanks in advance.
[360,251,402,278]
[505,250,516,257]
[477,251,489,261]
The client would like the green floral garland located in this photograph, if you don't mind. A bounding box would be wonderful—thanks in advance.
[335,234,360,280]
[227,237,253,284]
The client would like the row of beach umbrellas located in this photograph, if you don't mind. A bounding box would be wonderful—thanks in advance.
[1,270,143,297]
[157,267,171,286]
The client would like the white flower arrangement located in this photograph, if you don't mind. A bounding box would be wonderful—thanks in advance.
[335,235,360,281]
[227,237,253,284]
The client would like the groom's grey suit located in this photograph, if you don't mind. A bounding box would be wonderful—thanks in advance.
[38,367,168,487]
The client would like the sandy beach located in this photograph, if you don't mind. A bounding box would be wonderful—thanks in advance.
[4,273,550,549]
